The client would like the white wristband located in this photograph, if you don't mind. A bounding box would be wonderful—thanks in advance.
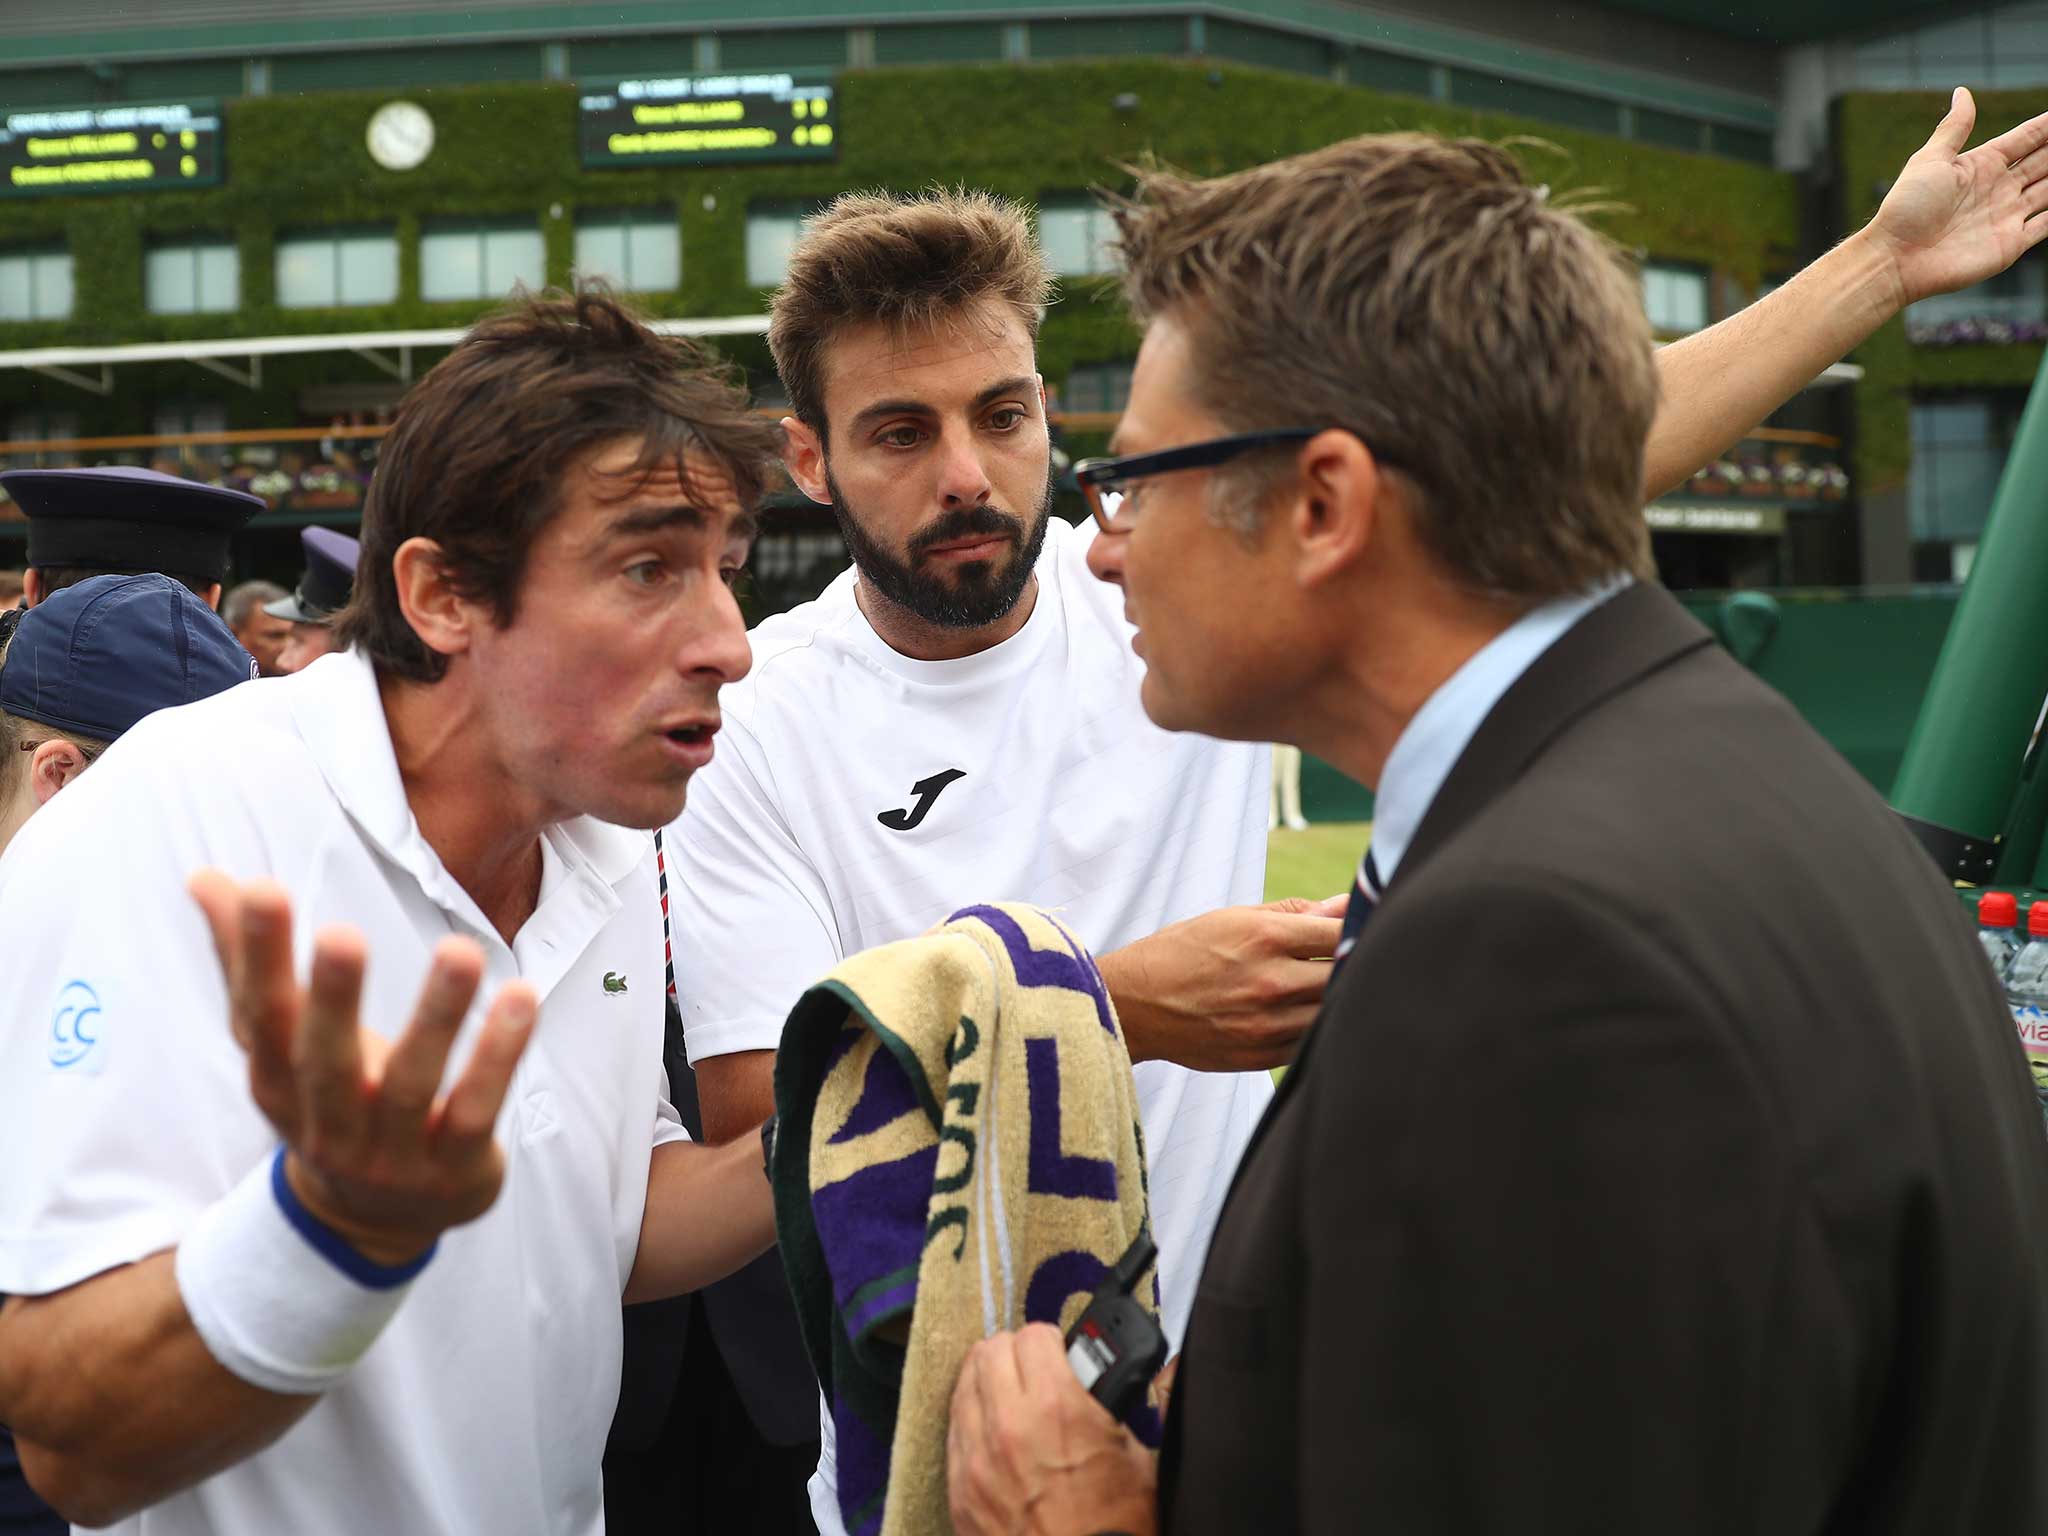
[174,1148,436,1395]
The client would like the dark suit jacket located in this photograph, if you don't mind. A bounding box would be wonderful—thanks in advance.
[1159,583,2048,1534]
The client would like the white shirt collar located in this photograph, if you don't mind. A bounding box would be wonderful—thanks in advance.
[1370,577,1630,885]
[288,647,649,906]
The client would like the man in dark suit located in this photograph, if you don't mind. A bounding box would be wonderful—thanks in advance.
[943,117,2048,1533]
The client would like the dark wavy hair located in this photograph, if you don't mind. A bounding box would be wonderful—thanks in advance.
[334,284,782,683]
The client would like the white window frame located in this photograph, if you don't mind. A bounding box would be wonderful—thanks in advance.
[0,247,74,322]
[146,238,240,316]
[419,219,547,304]
[745,202,817,288]
[574,208,681,293]
[1641,261,1709,335]
[1037,198,1117,278]
[275,227,400,309]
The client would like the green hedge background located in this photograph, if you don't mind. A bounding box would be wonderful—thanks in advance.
[0,58,1801,428]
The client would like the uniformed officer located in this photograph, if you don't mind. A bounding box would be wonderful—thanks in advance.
[262,525,358,674]
[1,467,264,611]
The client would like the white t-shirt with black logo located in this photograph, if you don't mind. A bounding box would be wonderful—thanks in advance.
[665,515,1273,1528]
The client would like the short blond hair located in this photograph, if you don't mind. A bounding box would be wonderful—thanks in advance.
[768,189,1053,435]
[1109,134,1658,599]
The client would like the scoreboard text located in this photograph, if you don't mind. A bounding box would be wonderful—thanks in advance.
[0,100,224,197]
[581,74,836,168]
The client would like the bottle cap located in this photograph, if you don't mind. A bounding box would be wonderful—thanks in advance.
[2029,900,2048,938]
[1982,891,2020,929]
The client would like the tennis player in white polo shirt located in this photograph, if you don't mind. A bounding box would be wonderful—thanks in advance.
[0,291,782,1535]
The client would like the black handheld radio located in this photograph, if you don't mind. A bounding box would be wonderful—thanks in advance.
[1063,1231,1167,1424]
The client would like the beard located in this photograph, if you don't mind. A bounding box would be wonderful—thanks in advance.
[825,464,1054,630]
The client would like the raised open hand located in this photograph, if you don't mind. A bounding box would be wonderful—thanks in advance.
[189,871,538,1266]
[1870,87,2048,306]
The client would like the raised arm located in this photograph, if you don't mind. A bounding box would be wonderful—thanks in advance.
[0,876,534,1526]
[1644,88,2048,500]
[624,1133,779,1304]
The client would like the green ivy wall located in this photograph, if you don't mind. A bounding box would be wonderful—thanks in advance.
[0,57,1798,430]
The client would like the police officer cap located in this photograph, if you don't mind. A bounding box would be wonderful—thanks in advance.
[2,466,263,585]
[0,573,255,742]
[263,525,359,626]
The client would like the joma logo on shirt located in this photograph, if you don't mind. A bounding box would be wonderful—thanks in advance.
[878,769,966,831]
[603,972,629,995]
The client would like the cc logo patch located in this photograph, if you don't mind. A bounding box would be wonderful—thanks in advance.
[50,980,103,1071]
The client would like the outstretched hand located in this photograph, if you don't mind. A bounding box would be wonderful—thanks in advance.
[1869,87,2048,306]
[1099,895,1347,1071]
[189,871,538,1266]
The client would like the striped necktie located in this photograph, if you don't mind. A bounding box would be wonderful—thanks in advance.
[1330,847,1382,978]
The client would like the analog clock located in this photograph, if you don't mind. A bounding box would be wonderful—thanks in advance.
[366,100,434,172]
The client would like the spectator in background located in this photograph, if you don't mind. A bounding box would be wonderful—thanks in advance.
[264,526,357,674]
[1268,743,1309,832]
[0,572,22,610]
[0,575,254,862]
[1,468,262,612]
[220,580,291,677]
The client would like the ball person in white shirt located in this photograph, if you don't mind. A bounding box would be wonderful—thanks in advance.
[0,290,782,1535]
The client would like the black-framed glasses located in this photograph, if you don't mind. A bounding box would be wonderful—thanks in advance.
[1077,428,1398,535]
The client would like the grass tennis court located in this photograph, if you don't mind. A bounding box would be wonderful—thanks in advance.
[1264,821,1368,904]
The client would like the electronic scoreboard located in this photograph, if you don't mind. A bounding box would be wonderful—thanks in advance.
[0,99,223,197]
[580,74,836,168]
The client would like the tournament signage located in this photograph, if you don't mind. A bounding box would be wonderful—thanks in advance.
[0,99,223,197]
[580,74,836,168]
[1644,503,1787,537]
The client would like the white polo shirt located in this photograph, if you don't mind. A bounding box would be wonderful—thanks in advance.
[664,515,1274,1532]
[0,647,683,1536]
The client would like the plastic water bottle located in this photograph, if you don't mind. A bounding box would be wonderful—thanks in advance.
[1979,891,2022,982]
[2002,900,2048,1125]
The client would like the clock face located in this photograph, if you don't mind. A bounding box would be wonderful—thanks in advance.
[366,101,434,171]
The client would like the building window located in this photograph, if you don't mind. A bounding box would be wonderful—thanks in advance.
[276,227,400,308]
[1062,362,1133,414]
[1910,394,2024,566]
[0,248,74,321]
[575,208,680,292]
[1641,262,1709,334]
[150,400,230,473]
[146,238,239,315]
[420,219,546,303]
[746,202,821,288]
[1037,198,1116,278]
[4,410,81,468]
[1851,9,2048,91]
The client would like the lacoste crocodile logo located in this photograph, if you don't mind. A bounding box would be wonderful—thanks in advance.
[603,972,629,995]
[878,769,967,832]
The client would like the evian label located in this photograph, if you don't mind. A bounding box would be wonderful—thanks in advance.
[2011,1004,2048,1099]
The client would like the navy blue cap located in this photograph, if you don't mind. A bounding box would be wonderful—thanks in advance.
[0,573,256,741]
[3,467,264,584]
[263,526,360,625]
